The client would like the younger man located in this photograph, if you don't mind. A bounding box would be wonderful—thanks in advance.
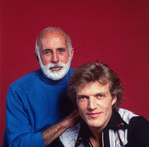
[60,61,149,147]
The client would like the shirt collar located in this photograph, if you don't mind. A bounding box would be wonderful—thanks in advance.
[105,112,128,130]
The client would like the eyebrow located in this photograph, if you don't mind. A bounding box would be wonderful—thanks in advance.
[77,94,87,97]
[76,94,89,98]
[94,92,108,96]
[77,92,108,97]
[57,47,66,50]
[42,49,52,52]
[43,47,66,51]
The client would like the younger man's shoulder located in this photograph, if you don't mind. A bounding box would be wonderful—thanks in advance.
[118,108,148,125]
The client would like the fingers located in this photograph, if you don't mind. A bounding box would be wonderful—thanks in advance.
[70,109,79,117]
[63,110,81,128]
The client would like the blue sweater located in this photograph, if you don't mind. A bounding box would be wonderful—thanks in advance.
[2,68,75,147]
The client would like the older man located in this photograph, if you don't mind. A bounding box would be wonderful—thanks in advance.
[60,61,149,147]
[2,27,80,147]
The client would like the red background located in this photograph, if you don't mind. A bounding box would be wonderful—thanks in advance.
[0,0,148,144]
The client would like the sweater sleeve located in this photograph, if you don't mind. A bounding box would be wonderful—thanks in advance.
[128,116,149,147]
[5,86,46,147]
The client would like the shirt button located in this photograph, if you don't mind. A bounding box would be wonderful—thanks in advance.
[117,123,124,127]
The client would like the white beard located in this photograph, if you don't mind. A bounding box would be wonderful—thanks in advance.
[38,54,71,81]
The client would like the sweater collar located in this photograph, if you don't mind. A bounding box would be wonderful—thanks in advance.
[38,68,70,85]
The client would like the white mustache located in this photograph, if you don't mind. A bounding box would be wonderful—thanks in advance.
[49,63,64,68]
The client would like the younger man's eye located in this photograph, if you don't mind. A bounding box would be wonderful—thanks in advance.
[80,96,87,100]
[97,94,105,98]
[77,95,88,101]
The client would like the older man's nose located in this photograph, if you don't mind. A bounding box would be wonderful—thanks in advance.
[52,52,59,63]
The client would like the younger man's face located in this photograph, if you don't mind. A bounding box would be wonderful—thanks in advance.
[76,81,117,131]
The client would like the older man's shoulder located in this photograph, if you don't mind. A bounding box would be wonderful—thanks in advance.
[9,69,40,88]
[69,68,76,73]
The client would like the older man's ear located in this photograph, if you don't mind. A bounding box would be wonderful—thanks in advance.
[34,52,39,62]
[70,48,74,61]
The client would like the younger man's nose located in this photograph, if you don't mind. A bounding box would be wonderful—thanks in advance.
[87,97,97,110]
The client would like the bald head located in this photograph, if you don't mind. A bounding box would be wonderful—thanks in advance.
[35,27,72,53]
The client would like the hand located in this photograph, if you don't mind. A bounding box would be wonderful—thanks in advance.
[62,110,81,129]
[42,110,81,146]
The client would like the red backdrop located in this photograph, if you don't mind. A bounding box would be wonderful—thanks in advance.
[0,0,148,144]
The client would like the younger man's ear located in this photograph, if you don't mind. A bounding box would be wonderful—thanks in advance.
[34,52,39,62]
[112,96,117,105]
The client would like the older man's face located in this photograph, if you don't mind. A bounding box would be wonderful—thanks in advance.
[40,33,72,67]
[37,31,74,80]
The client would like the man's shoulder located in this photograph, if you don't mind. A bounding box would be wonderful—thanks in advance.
[69,68,76,73]
[118,108,138,124]
[67,68,76,78]
[9,69,40,88]
[126,112,149,146]
[118,108,149,125]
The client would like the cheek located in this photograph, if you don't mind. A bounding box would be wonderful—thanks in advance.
[78,107,86,121]
[100,100,112,112]
[104,102,113,116]
[41,56,52,65]
[60,53,70,63]
[77,103,86,115]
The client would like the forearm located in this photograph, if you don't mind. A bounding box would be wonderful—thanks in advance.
[42,120,68,146]
[42,110,80,146]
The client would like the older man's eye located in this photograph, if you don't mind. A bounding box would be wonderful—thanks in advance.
[43,49,52,54]
[44,51,49,54]
[57,48,65,53]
